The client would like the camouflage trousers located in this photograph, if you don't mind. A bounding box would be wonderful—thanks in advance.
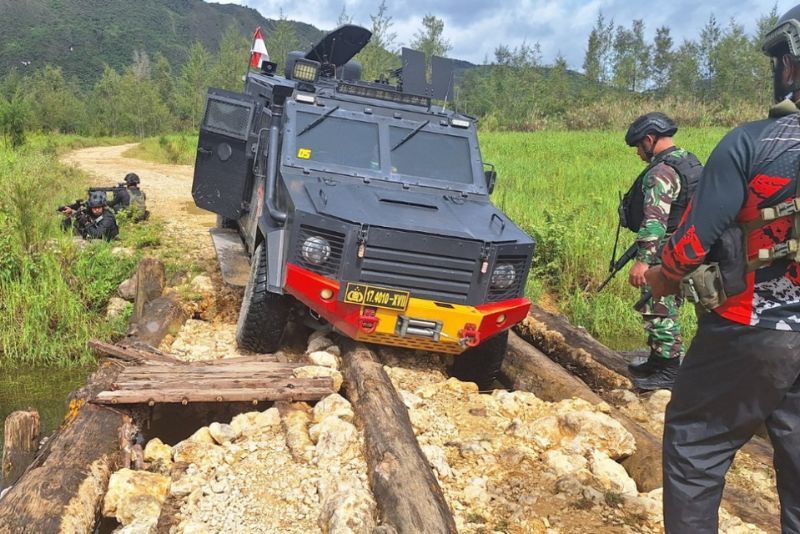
[640,286,684,360]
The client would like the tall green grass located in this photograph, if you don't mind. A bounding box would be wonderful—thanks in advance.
[0,137,158,367]
[483,128,728,347]
[130,129,729,349]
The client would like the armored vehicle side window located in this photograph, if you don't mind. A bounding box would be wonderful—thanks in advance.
[203,98,253,140]
[389,127,474,184]
[296,111,380,170]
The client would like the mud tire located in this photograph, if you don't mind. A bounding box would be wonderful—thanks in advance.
[236,242,292,353]
[450,330,508,390]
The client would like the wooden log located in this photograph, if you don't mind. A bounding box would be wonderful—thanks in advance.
[515,313,633,390]
[503,332,780,532]
[94,381,334,404]
[127,291,187,347]
[112,375,310,390]
[2,410,40,487]
[340,342,457,534]
[88,339,180,364]
[133,257,166,321]
[523,305,632,379]
[0,275,188,532]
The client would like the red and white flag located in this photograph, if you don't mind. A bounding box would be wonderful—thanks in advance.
[250,27,270,68]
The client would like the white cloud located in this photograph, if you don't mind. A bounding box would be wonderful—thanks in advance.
[216,0,795,69]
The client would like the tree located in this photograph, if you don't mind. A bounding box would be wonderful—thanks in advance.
[669,40,700,97]
[175,42,211,130]
[699,14,721,84]
[337,5,353,25]
[410,14,451,62]
[582,13,615,83]
[267,12,300,74]
[152,53,175,106]
[612,25,637,91]
[356,0,400,81]
[632,20,651,91]
[89,66,125,136]
[211,25,249,92]
[25,65,86,133]
[0,90,31,149]
[652,26,674,91]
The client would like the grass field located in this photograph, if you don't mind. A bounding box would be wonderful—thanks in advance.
[482,128,728,348]
[128,128,730,349]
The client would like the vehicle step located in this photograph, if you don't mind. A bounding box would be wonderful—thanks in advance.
[209,228,250,287]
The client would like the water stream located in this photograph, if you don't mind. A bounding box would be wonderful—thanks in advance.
[0,364,93,489]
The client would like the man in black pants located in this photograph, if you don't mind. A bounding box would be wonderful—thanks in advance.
[646,5,800,532]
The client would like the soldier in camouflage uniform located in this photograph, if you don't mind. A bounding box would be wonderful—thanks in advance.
[621,113,703,390]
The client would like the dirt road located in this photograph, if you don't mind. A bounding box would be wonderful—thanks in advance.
[61,144,217,264]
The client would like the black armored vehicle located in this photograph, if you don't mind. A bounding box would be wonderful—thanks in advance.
[192,25,535,386]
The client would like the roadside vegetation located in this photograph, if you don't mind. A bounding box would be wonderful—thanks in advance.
[0,136,162,367]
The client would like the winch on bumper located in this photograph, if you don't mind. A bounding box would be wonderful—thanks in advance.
[286,263,531,354]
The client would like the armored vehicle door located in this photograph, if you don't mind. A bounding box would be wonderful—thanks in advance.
[192,88,257,221]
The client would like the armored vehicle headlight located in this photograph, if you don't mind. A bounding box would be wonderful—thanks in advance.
[490,264,516,289]
[301,236,331,265]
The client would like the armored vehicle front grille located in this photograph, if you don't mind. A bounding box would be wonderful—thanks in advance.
[487,254,529,302]
[360,244,475,304]
[295,225,345,277]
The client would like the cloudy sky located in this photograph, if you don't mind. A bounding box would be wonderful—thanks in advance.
[217,0,794,69]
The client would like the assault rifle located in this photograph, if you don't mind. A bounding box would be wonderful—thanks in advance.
[88,183,126,201]
[598,191,639,292]
[597,243,638,292]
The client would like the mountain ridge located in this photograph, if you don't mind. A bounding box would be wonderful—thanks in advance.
[0,0,325,85]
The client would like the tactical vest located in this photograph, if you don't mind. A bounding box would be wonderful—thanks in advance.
[128,189,146,211]
[620,147,704,233]
[742,100,800,271]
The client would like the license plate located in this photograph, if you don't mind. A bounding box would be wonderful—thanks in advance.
[343,283,410,311]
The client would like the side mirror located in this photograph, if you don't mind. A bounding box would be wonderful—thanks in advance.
[485,169,497,194]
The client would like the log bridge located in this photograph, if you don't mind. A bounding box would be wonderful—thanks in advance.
[89,341,335,405]
[0,256,781,533]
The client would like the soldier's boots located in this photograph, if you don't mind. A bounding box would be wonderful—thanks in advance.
[628,352,660,377]
[633,357,680,391]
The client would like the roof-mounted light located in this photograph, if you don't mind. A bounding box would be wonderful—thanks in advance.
[450,118,470,128]
[292,59,321,83]
[337,83,430,107]
[296,93,316,104]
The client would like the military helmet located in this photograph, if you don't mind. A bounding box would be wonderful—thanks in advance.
[625,112,678,147]
[86,191,107,208]
[763,4,800,58]
[124,172,140,185]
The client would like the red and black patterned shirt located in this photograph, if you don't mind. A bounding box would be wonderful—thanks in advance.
[661,105,800,331]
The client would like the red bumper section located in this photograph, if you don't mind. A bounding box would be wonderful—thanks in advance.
[284,263,530,349]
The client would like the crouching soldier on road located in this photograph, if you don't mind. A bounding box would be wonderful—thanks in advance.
[646,5,800,530]
[109,172,149,221]
[76,191,119,241]
[620,113,703,391]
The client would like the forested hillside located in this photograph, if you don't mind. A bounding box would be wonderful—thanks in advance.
[0,0,322,86]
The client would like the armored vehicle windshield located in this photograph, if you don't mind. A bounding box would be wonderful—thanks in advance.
[287,103,480,191]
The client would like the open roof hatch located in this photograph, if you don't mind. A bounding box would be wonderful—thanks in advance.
[306,25,372,68]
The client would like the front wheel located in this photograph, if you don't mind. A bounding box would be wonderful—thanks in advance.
[236,242,292,353]
[449,330,508,390]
